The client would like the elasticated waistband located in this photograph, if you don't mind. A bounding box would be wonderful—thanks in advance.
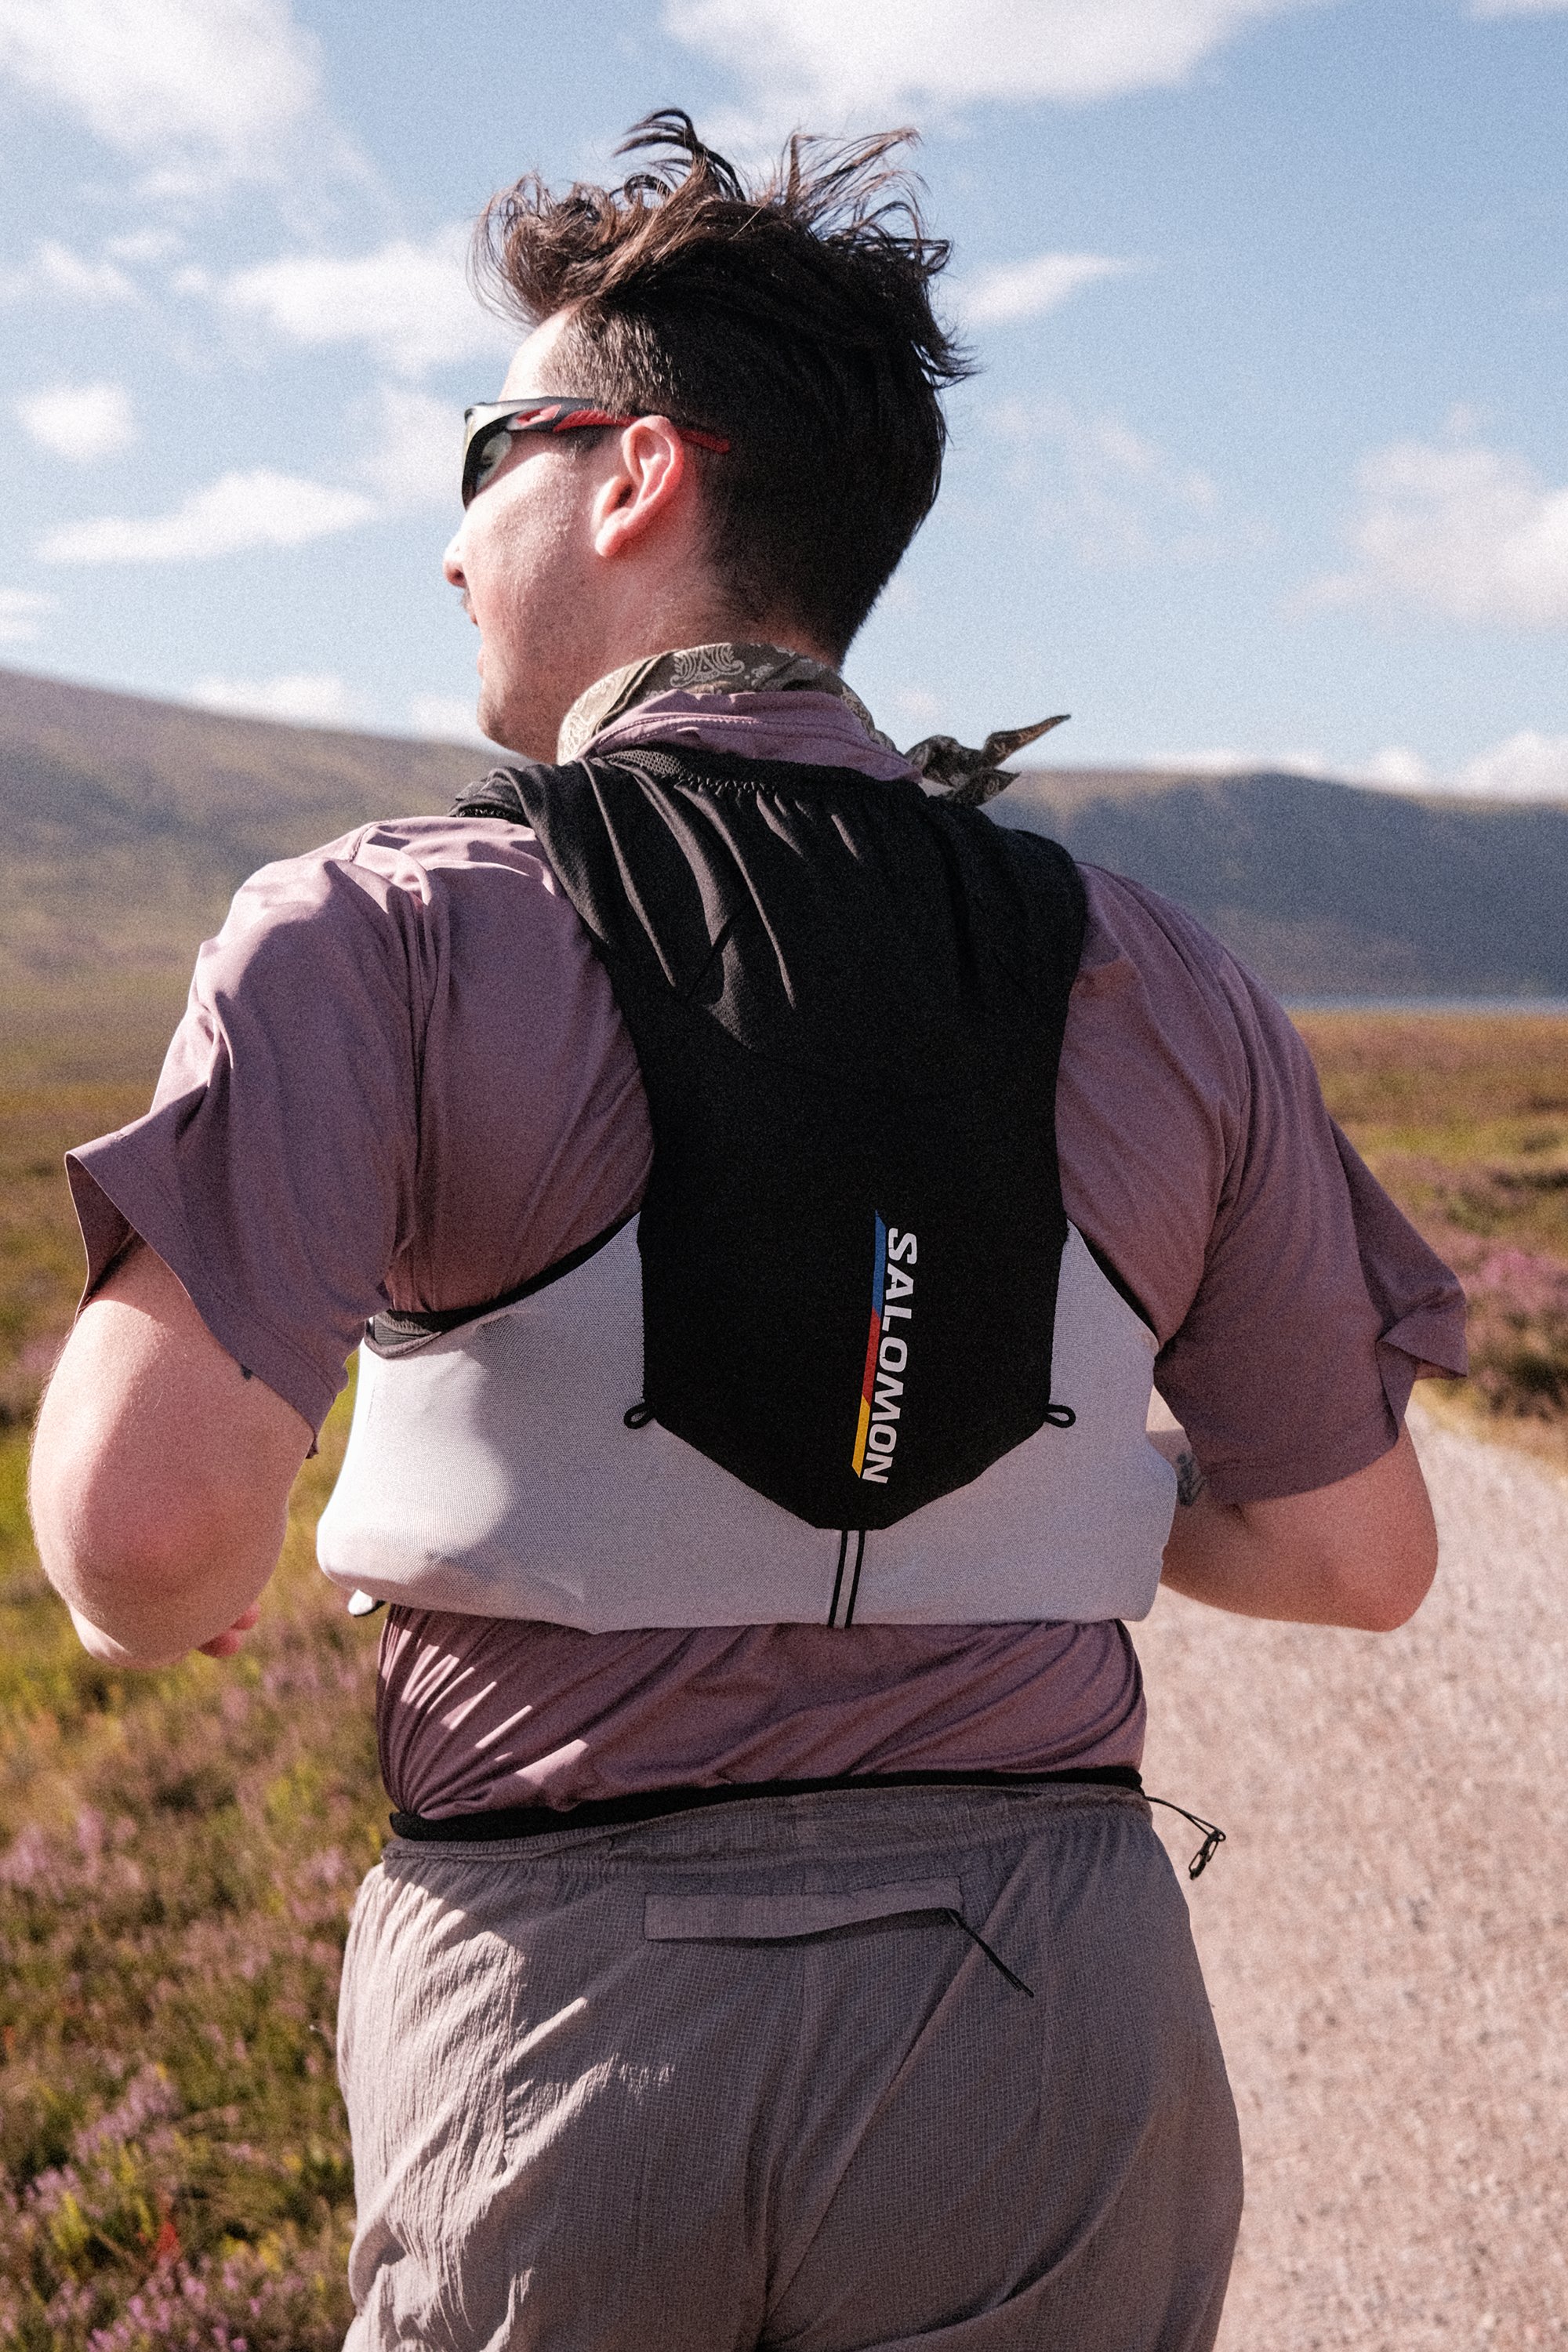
[389,1763,1144,1844]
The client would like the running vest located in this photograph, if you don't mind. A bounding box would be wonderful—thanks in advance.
[316,747,1178,1628]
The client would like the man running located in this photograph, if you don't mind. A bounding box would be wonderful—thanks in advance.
[32,114,1465,2351]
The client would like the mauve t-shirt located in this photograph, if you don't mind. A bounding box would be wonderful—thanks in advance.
[67,693,1466,1817]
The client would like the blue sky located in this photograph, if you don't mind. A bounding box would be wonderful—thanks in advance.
[2,0,1566,794]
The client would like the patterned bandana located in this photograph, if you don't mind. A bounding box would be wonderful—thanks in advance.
[557,642,1067,806]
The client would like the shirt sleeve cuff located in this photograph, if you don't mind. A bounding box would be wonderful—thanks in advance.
[67,1147,343,1439]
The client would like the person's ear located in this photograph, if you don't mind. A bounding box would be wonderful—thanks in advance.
[591,418,688,560]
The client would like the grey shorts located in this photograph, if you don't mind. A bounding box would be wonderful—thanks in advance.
[338,1784,1241,2350]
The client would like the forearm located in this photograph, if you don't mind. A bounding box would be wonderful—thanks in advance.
[1160,1483,1382,1625]
[1157,1421,1438,1632]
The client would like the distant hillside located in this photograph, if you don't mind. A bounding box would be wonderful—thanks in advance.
[4,669,1566,1024]
[0,663,484,966]
[996,767,1568,996]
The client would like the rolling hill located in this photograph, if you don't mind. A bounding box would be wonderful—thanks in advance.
[992,768,1568,997]
[0,665,485,1071]
[3,666,1566,1033]
[0,662,480,964]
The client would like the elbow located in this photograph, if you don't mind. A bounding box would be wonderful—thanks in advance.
[31,1458,222,1666]
[1319,1427,1441,1633]
[49,1527,205,1668]
[66,1605,185,1671]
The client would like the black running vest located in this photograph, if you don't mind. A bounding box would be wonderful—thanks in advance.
[450,746,1087,1534]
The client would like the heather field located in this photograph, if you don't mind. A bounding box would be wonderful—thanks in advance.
[1297,1010,1568,1451]
[0,1004,1562,2343]
[0,994,381,2343]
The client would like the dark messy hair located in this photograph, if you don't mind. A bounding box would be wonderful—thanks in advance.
[472,110,973,659]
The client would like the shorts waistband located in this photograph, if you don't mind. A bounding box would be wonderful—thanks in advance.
[388,1765,1145,1845]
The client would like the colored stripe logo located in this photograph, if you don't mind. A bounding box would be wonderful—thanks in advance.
[851,1214,887,1476]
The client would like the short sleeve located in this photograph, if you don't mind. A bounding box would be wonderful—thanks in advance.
[1151,953,1466,1504]
[67,839,423,1432]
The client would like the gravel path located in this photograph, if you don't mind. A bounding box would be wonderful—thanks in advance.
[1133,1403,1568,2350]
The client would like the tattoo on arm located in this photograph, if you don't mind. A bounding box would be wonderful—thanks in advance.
[1174,1449,1207,1508]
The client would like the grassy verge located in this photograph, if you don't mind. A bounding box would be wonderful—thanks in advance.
[0,1018,387,2344]
[1296,1012,1568,1461]
[0,1399,380,2348]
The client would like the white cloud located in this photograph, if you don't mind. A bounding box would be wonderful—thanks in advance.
[0,0,328,183]
[103,227,183,263]
[27,383,460,572]
[1148,745,1330,776]
[0,588,57,644]
[356,387,459,511]
[38,469,378,564]
[36,240,140,301]
[408,694,495,746]
[888,686,944,730]
[1360,745,1432,789]
[1312,430,1568,627]
[957,252,1136,328]
[1175,735,1568,800]
[1356,742,1536,797]
[662,0,1319,124]
[16,379,136,462]
[1,238,173,308]
[988,397,1225,564]
[221,228,511,379]
[1453,731,1568,797]
[12,240,140,303]
[188,672,363,728]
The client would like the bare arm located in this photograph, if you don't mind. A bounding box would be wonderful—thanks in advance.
[1155,1421,1437,1632]
[29,1243,314,1668]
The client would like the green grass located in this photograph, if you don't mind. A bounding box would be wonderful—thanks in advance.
[0,982,381,2343]
[0,1081,153,1433]
[0,997,1561,2338]
[0,1402,381,2347]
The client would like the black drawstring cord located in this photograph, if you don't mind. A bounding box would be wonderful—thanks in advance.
[942,1789,1225,1991]
[944,1911,1034,1997]
[1145,1795,1226,1878]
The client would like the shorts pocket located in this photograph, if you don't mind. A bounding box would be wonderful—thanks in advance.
[644,1878,964,1941]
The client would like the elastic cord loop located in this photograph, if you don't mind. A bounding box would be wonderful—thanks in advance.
[1145,1795,1226,1878]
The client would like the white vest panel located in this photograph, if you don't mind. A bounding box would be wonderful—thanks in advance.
[317,1218,1176,1629]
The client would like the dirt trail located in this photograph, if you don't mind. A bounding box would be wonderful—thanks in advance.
[1134,1402,1568,2349]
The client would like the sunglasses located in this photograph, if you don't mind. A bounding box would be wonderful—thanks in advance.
[461,397,731,507]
